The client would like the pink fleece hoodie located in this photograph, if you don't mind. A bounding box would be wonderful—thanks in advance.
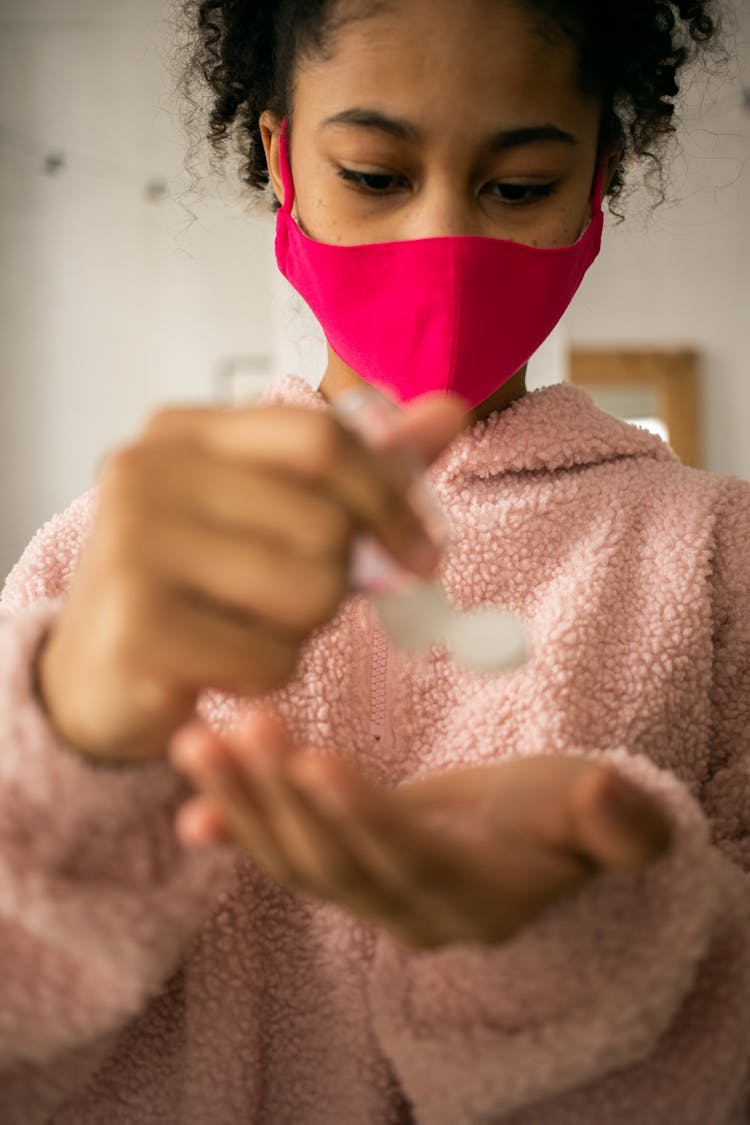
[1,373,749,1125]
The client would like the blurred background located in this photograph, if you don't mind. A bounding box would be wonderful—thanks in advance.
[1,0,749,579]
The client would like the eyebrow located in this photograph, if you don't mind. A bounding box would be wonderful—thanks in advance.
[321,108,578,150]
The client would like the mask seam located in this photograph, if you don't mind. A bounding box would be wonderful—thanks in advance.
[446,239,461,394]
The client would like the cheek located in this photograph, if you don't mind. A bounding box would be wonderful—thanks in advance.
[521,161,598,249]
[293,189,360,246]
[528,198,592,249]
[288,141,353,244]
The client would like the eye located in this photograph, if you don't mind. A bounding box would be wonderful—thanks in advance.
[337,168,409,193]
[486,182,558,205]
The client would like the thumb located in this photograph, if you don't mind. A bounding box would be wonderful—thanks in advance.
[379,391,470,468]
[571,765,674,872]
[334,385,469,470]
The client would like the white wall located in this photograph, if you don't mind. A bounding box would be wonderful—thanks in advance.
[563,7,750,479]
[1,0,748,582]
[0,0,277,579]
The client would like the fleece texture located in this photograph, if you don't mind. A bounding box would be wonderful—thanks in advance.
[1,374,749,1125]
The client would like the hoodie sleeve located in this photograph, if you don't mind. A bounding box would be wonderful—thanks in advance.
[367,476,750,1125]
[0,496,234,1113]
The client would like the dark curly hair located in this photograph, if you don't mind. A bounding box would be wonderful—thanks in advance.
[178,0,724,214]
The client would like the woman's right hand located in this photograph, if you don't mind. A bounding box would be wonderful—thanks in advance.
[35,394,466,765]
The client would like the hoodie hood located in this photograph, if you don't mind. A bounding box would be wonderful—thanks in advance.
[260,374,679,481]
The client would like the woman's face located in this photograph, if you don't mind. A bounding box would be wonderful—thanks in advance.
[260,0,619,420]
[261,0,615,248]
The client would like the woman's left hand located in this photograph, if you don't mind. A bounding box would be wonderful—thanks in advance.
[168,711,672,949]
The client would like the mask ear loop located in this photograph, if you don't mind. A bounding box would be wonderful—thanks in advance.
[576,162,606,239]
[591,163,606,216]
[278,117,296,215]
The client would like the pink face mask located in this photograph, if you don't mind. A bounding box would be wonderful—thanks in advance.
[274,116,605,410]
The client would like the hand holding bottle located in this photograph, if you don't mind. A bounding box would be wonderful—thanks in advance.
[35,393,466,765]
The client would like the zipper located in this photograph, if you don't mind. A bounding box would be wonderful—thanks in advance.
[369,615,389,742]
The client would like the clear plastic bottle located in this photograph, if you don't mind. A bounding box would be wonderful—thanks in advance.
[333,386,531,674]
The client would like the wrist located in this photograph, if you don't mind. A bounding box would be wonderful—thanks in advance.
[32,631,156,769]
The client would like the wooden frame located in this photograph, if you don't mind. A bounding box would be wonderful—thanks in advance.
[568,348,702,469]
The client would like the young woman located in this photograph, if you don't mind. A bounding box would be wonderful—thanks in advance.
[1,1,747,1122]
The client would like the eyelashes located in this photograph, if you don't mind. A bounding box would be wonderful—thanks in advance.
[336,167,559,206]
[485,181,558,204]
[336,168,408,193]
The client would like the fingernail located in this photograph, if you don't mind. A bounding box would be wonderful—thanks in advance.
[169,738,200,772]
[175,806,209,847]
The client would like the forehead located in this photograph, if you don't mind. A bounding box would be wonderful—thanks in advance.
[296,0,594,136]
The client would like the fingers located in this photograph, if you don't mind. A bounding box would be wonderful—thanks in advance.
[375,392,469,467]
[110,442,353,565]
[171,720,410,915]
[175,794,229,846]
[136,507,347,637]
[291,766,593,946]
[170,719,487,945]
[120,583,300,697]
[170,720,652,950]
[140,405,443,577]
[288,757,460,902]
[170,717,297,883]
[241,754,414,915]
[571,764,673,871]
